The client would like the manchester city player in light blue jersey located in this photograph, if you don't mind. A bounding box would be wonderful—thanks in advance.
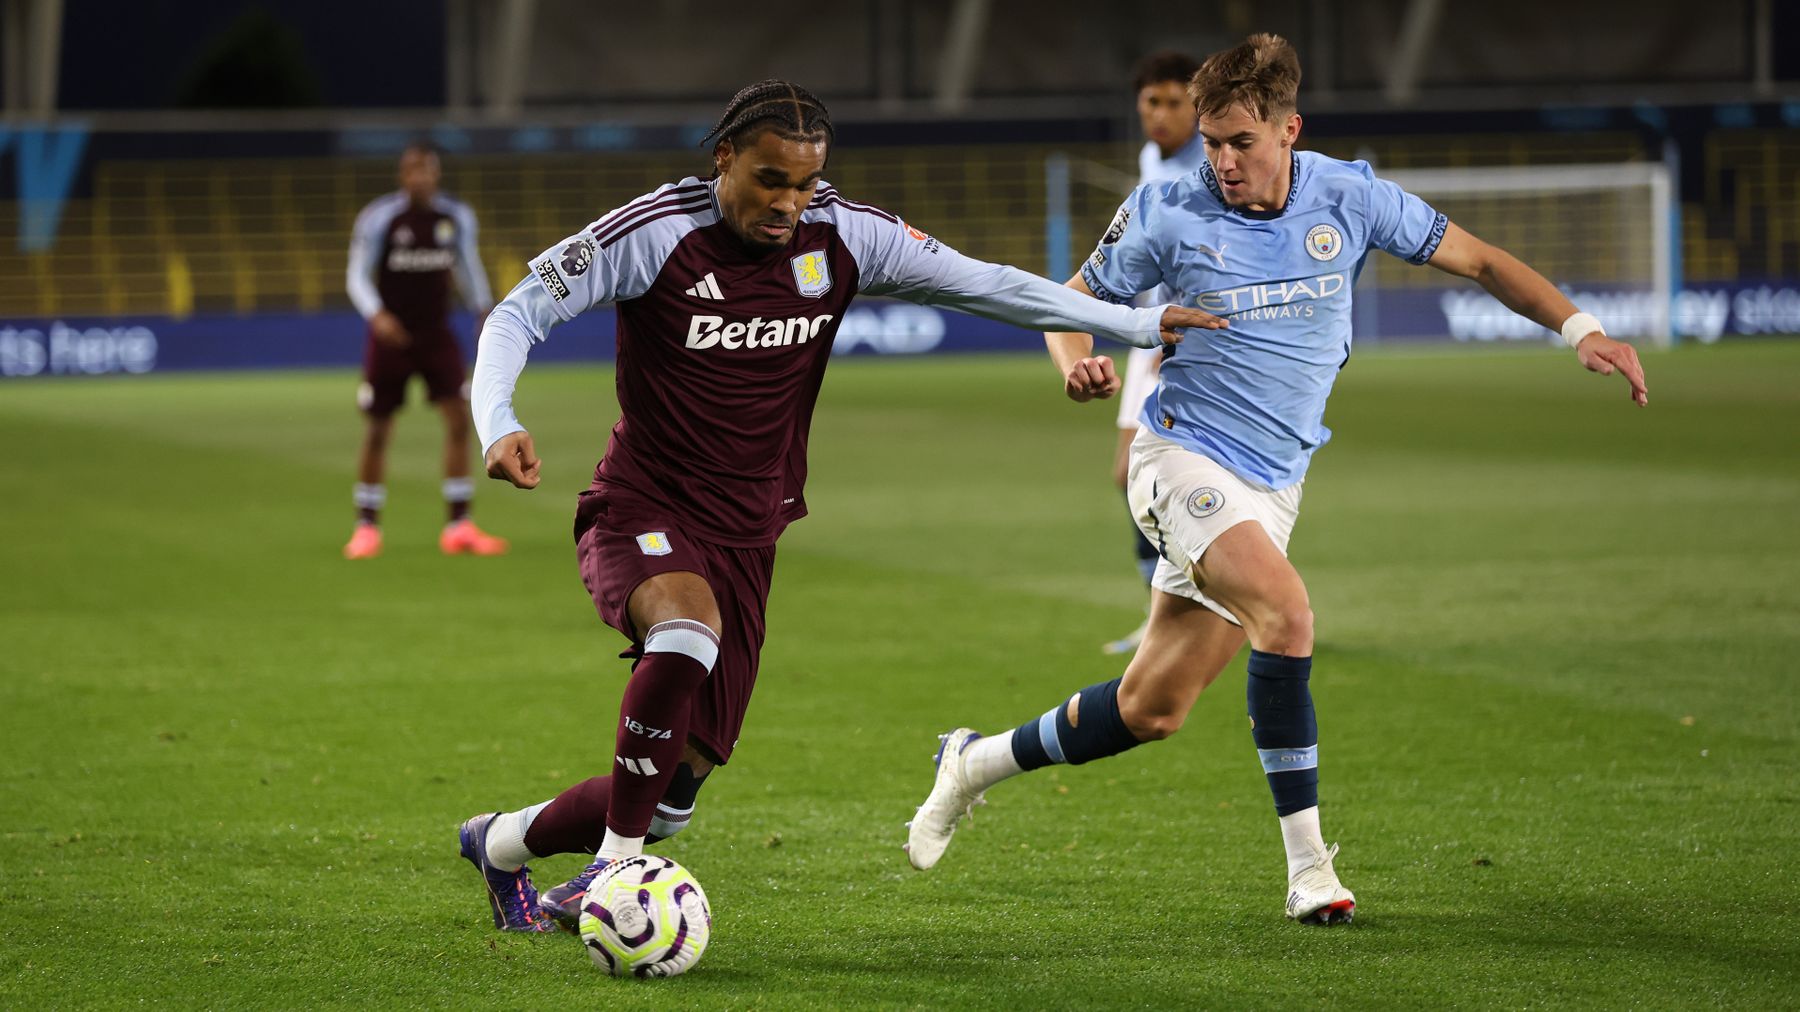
[1105,50,1206,656]
[908,33,1648,925]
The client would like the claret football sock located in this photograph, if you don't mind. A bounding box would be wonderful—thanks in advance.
[353,482,385,526]
[443,476,474,523]
[1246,650,1319,817]
[523,776,613,858]
[605,620,718,841]
[517,763,708,863]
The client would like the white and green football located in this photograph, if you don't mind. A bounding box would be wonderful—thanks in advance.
[578,855,712,978]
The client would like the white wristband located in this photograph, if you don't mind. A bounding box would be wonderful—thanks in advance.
[1560,312,1604,350]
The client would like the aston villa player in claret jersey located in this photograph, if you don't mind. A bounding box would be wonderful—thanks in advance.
[452,79,1228,937]
[343,143,507,560]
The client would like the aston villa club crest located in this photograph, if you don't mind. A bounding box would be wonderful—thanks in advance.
[434,218,456,246]
[790,250,831,298]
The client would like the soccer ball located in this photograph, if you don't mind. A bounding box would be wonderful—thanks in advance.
[578,855,712,978]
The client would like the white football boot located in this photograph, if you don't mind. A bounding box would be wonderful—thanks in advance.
[1286,841,1356,925]
[905,728,985,870]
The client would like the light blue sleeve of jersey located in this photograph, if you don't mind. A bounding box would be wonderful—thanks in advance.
[834,206,1166,347]
[1079,186,1166,305]
[1365,175,1449,265]
[470,278,558,453]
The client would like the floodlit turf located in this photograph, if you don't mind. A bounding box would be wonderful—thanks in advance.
[2,341,1796,1007]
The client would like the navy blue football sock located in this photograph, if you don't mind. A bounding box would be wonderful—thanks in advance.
[1246,650,1319,816]
[1009,677,1143,771]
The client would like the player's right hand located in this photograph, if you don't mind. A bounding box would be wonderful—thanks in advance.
[1064,355,1120,402]
[1157,305,1228,344]
[485,430,541,489]
[371,310,412,349]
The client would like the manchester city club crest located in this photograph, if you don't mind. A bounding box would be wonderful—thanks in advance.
[1186,487,1225,518]
[791,250,832,297]
[1305,223,1343,261]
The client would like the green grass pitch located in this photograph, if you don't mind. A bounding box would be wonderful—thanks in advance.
[2,341,1796,1007]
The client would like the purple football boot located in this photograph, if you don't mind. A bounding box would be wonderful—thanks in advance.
[539,858,615,933]
[458,812,556,932]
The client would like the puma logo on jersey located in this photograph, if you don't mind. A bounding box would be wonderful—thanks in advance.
[684,273,725,300]
[685,313,834,351]
[1193,241,1229,269]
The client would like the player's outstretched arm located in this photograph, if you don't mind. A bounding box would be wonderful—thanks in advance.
[1427,222,1648,406]
[858,224,1223,349]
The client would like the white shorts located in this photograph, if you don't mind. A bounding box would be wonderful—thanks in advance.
[1125,427,1303,625]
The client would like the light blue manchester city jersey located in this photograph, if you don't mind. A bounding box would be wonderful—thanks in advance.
[1131,134,1207,309]
[1081,150,1448,489]
[1139,133,1208,184]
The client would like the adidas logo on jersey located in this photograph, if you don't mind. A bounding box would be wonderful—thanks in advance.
[684,273,725,300]
[685,313,835,351]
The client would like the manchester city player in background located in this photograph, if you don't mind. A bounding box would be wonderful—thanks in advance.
[1105,50,1205,656]
[909,34,1648,925]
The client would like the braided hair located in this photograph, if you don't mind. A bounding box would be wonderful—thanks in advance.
[700,79,834,159]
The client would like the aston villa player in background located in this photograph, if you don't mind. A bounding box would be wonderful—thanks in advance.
[452,79,1227,939]
[343,143,506,560]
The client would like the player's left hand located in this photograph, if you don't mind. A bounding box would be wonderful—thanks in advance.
[1576,334,1649,406]
[1064,355,1120,402]
[1157,305,1229,345]
[485,430,542,489]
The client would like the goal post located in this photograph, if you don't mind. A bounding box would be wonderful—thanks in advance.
[1372,162,1676,347]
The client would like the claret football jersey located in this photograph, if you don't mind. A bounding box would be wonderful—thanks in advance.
[476,177,1170,546]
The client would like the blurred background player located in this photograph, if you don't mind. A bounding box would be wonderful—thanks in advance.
[343,143,505,560]
[1105,50,1205,655]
